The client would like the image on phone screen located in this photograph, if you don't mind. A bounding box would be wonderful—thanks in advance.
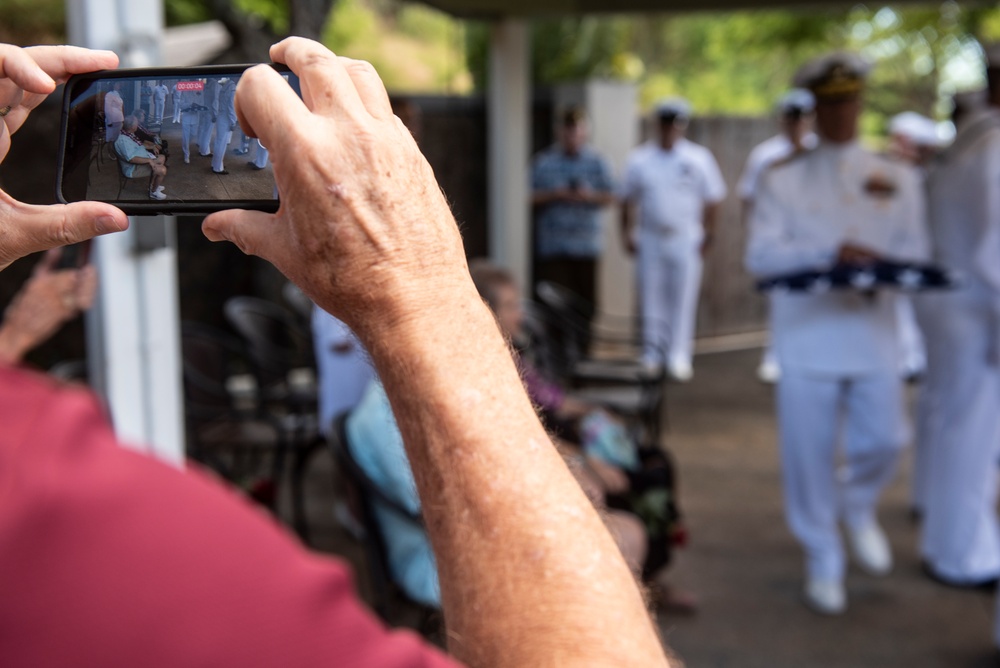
[58,66,301,214]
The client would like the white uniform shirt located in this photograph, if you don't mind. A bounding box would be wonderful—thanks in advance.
[929,108,1000,299]
[620,138,727,243]
[738,132,818,200]
[746,141,929,377]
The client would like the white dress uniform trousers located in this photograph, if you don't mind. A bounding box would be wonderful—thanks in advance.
[918,108,1000,587]
[621,138,727,367]
[746,140,929,581]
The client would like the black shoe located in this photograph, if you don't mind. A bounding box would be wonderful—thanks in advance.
[247,162,264,170]
[212,169,229,175]
[921,561,999,592]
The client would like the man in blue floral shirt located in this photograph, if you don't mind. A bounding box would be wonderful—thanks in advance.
[531,109,615,312]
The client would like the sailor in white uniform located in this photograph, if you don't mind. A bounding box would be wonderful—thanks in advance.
[620,98,727,381]
[738,88,818,384]
[178,84,206,164]
[745,53,929,615]
[211,78,238,175]
[170,82,182,124]
[152,83,168,124]
[919,49,1000,593]
[196,77,219,158]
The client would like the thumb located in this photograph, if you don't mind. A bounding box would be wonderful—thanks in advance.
[0,200,128,271]
[202,208,282,261]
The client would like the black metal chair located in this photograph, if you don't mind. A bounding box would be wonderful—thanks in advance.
[180,322,287,510]
[326,412,440,635]
[110,140,154,199]
[223,296,322,541]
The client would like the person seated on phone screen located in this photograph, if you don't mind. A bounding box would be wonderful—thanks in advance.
[0,41,669,668]
[115,115,168,200]
[134,108,168,158]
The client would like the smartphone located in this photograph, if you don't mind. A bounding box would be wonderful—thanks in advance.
[57,65,301,216]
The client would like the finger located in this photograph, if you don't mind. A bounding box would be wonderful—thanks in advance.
[22,45,118,86]
[0,44,56,95]
[202,208,283,260]
[340,58,393,121]
[269,37,366,118]
[0,200,128,270]
[233,64,308,154]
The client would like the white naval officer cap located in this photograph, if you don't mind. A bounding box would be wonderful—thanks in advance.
[654,97,692,121]
[888,111,939,147]
[793,52,872,100]
[776,88,815,115]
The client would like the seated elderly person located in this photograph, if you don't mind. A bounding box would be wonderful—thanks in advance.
[114,115,168,200]
[468,258,695,611]
[345,375,649,609]
[134,109,169,158]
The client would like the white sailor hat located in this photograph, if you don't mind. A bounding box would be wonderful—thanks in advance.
[776,88,815,115]
[793,52,872,100]
[888,111,939,147]
[654,97,692,121]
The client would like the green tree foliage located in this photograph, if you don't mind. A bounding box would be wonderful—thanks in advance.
[0,0,66,44]
[466,2,1000,127]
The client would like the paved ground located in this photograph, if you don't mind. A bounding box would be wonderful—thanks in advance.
[290,347,999,667]
[88,120,275,202]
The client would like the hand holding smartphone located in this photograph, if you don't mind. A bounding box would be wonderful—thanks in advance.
[58,65,302,216]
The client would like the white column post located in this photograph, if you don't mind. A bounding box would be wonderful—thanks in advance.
[68,0,185,466]
[487,19,531,291]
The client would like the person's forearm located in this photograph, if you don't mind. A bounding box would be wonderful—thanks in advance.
[359,279,667,668]
[0,325,28,364]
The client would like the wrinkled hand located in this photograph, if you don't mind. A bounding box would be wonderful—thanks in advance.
[0,248,97,363]
[202,38,466,337]
[836,242,880,265]
[0,44,129,272]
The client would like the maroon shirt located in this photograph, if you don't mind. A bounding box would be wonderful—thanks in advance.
[0,364,459,667]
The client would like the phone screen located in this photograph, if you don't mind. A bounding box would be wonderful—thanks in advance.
[58,66,301,214]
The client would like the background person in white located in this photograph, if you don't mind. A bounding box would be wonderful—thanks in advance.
[620,98,726,381]
[919,47,1000,593]
[211,78,238,175]
[738,88,818,384]
[153,82,168,124]
[745,52,929,615]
